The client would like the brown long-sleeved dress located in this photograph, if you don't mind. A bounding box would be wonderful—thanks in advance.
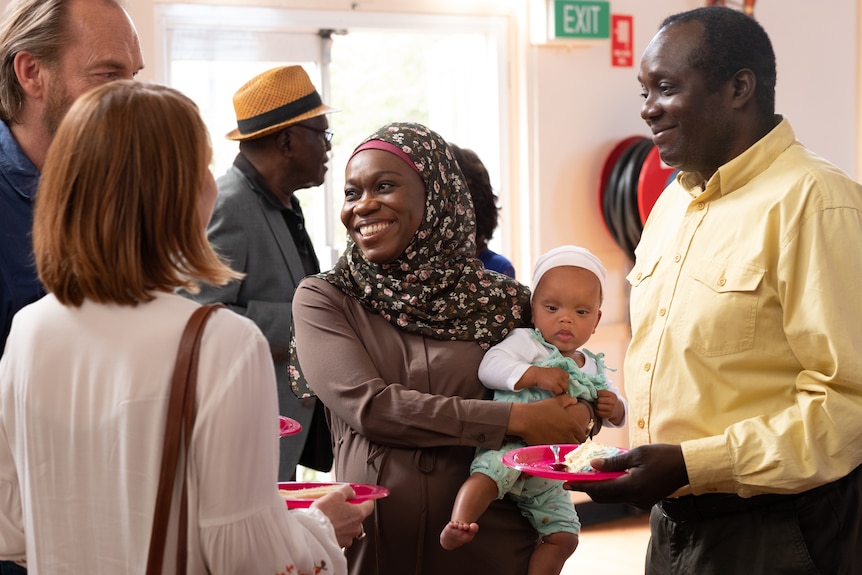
[293,277,536,575]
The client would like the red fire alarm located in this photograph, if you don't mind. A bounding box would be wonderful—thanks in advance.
[611,14,633,67]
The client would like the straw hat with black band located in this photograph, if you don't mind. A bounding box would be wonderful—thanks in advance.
[226,65,335,141]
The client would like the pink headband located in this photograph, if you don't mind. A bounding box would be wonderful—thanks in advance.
[349,140,423,178]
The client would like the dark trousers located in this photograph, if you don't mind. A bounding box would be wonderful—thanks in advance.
[646,465,862,574]
[0,562,26,574]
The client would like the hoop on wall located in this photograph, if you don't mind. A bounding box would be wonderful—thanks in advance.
[597,137,677,261]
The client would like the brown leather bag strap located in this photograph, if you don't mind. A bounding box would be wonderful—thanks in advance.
[146,303,224,575]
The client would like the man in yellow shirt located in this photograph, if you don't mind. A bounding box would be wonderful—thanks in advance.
[566,6,862,574]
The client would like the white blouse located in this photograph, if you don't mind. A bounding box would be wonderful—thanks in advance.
[0,292,346,574]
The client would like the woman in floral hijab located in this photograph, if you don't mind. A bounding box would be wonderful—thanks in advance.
[329,123,525,350]
[290,122,593,575]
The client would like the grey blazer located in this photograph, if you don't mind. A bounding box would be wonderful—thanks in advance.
[188,164,320,481]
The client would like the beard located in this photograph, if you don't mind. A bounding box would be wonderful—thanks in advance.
[41,78,74,135]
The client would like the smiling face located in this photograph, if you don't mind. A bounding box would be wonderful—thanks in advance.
[638,21,737,182]
[532,266,602,357]
[341,148,426,265]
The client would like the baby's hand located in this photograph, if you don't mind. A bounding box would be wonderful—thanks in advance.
[596,389,624,425]
[516,366,569,395]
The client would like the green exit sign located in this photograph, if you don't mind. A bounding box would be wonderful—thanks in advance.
[552,0,610,40]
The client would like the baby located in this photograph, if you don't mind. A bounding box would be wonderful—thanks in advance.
[440,245,627,575]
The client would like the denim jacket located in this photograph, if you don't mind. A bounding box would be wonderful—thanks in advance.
[0,119,45,356]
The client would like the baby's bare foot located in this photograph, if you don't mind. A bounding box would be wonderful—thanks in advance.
[440,520,480,550]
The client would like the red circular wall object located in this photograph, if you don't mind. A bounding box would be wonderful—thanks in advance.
[598,136,644,237]
[636,145,677,225]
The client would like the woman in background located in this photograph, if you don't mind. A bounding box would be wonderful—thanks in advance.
[0,80,370,574]
[291,122,596,574]
[449,143,516,278]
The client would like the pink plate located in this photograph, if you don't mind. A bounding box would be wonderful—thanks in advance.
[502,444,627,481]
[278,481,390,509]
[278,416,302,437]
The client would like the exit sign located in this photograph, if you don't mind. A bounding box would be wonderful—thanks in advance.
[551,0,610,40]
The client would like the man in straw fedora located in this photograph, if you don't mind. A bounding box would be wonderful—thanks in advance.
[184,65,334,481]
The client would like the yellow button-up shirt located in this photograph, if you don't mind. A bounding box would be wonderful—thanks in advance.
[626,118,862,497]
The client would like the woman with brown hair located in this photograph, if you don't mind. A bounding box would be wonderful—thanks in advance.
[0,80,370,573]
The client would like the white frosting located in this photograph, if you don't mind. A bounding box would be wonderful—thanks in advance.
[563,442,622,473]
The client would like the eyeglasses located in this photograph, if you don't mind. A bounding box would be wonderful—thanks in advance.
[293,123,333,143]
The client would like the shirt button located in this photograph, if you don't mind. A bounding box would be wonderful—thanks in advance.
[659,308,666,316]
[636,272,643,280]
[697,202,705,210]
[674,254,681,263]
[644,362,651,372]
[637,418,645,429]
[477,433,486,443]
[718,278,727,287]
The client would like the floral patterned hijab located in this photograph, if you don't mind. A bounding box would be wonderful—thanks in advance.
[290,122,531,397]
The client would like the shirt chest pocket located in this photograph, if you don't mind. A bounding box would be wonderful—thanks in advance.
[626,256,661,327]
[678,261,765,357]
[627,257,661,287]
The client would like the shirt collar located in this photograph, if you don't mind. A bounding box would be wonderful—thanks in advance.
[679,115,794,201]
[0,119,40,200]
[232,152,300,212]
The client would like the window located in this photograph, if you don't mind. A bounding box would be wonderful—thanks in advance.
[158,4,510,267]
